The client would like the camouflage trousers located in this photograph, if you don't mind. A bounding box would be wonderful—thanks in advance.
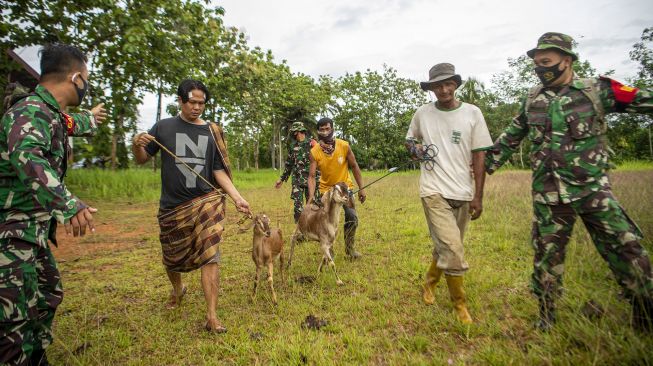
[291,184,310,223]
[0,238,63,366]
[530,189,653,305]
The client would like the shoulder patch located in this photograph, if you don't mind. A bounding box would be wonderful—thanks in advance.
[62,112,76,135]
[602,77,639,104]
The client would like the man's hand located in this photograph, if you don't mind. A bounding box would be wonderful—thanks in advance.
[65,207,98,237]
[133,133,156,148]
[90,103,107,124]
[235,198,251,215]
[358,189,367,204]
[469,197,483,220]
[274,180,283,189]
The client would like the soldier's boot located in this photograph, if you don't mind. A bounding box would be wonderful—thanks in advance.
[445,275,472,324]
[422,259,443,305]
[535,298,556,332]
[631,296,653,333]
[29,350,50,366]
[344,230,361,260]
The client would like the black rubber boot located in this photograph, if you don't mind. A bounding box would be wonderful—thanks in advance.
[345,238,362,260]
[631,296,653,333]
[29,350,49,366]
[535,299,556,332]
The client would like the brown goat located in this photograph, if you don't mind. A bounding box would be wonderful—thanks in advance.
[251,214,284,304]
[287,182,350,285]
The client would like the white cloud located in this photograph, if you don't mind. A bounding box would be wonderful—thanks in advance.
[12,0,653,130]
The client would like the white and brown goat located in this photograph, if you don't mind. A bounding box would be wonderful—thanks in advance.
[287,182,350,285]
[251,214,284,304]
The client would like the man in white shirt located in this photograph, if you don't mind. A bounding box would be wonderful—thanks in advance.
[406,63,492,324]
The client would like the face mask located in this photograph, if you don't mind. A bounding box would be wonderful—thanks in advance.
[72,73,89,106]
[534,61,566,86]
[318,129,334,141]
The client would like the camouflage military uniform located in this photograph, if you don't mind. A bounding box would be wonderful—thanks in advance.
[280,124,318,222]
[0,85,97,365]
[485,75,653,317]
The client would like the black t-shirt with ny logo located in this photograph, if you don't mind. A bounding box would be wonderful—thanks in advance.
[145,116,224,209]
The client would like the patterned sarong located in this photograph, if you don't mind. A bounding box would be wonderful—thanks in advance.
[157,190,225,272]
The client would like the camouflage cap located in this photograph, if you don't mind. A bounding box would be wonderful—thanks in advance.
[527,32,578,61]
[290,121,307,133]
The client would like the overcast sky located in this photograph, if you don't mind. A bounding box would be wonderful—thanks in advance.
[14,0,653,130]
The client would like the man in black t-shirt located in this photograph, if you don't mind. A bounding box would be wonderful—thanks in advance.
[132,79,250,333]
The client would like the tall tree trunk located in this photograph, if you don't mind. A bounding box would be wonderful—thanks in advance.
[519,144,524,168]
[153,83,162,172]
[270,122,276,170]
[111,115,124,170]
[278,126,283,169]
[649,122,652,161]
[254,137,259,171]
[111,132,118,170]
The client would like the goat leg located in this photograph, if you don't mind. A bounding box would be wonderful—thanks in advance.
[279,251,285,287]
[287,230,300,269]
[267,262,277,305]
[317,256,326,274]
[328,260,344,286]
[321,241,344,286]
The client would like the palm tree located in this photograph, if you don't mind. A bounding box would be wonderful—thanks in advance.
[457,77,487,106]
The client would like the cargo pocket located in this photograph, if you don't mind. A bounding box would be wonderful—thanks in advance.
[566,111,593,140]
[0,266,29,323]
[527,114,546,145]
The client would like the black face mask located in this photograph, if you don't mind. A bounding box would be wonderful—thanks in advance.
[72,74,89,106]
[534,61,566,86]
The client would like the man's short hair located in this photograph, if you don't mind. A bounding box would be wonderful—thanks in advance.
[317,117,333,129]
[39,43,88,80]
[177,79,210,103]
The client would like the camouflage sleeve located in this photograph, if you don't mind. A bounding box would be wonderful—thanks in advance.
[68,110,98,137]
[599,77,653,114]
[484,98,529,174]
[280,145,293,182]
[2,106,86,224]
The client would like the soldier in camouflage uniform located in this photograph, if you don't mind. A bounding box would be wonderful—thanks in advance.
[275,122,318,223]
[485,32,653,332]
[0,44,102,365]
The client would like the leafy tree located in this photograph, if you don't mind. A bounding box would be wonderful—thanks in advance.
[1,0,240,168]
[332,65,428,169]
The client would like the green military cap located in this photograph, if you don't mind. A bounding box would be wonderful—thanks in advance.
[527,32,578,61]
[290,121,307,133]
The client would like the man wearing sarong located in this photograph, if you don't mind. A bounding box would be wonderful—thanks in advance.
[132,79,250,333]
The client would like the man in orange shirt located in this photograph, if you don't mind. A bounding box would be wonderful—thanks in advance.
[307,117,366,259]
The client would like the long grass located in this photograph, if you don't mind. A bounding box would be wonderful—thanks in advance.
[51,166,652,365]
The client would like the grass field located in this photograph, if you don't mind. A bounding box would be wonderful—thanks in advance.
[49,166,653,365]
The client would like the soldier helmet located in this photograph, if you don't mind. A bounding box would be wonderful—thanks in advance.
[290,122,307,133]
[527,32,578,61]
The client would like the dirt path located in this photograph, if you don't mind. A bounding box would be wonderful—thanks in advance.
[50,205,157,261]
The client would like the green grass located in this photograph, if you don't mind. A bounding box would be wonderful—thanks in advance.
[65,168,423,203]
[51,167,653,365]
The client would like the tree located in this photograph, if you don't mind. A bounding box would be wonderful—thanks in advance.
[332,65,428,169]
[629,26,653,160]
[1,0,241,168]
